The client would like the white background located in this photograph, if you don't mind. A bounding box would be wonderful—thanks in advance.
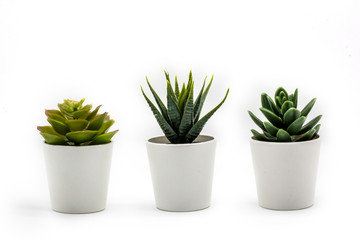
[1,0,359,239]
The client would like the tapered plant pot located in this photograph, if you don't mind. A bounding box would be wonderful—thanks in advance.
[43,142,113,214]
[250,137,321,210]
[146,135,216,212]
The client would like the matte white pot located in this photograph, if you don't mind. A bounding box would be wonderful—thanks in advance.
[250,137,321,210]
[43,142,113,214]
[146,135,216,212]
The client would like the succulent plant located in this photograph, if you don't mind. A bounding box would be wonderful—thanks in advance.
[37,98,118,146]
[141,70,229,144]
[248,87,322,142]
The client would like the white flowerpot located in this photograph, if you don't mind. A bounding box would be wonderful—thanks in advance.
[250,137,321,210]
[146,135,216,212]
[43,142,113,213]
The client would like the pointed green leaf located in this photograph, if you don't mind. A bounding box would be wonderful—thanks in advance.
[283,107,301,127]
[296,129,316,142]
[86,105,101,121]
[40,132,67,145]
[266,96,282,116]
[293,88,298,108]
[87,112,108,130]
[264,122,279,136]
[185,89,229,143]
[96,119,115,136]
[313,124,321,137]
[164,70,170,81]
[65,130,98,144]
[66,119,88,131]
[288,94,294,102]
[167,81,181,132]
[72,109,89,119]
[298,115,322,135]
[58,103,73,117]
[193,76,207,123]
[281,100,294,115]
[146,77,170,124]
[301,98,317,117]
[37,126,63,136]
[194,75,213,122]
[141,86,179,143]
[45,110,65,118]
[276,129,292,142]
[261,93,272,111]
[259,107,283,128]
[179,82,194,137]
[251,129,269,141]
[175,75,179,98]
[47,118,70,135]
[47,112,67,123]
[248,111,266,132]
[286,116,306,135]
[90,130,119,145]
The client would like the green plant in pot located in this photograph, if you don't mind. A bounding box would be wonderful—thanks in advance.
[38,99,118,214]
[142,70,229,212]
[248,87,322,210]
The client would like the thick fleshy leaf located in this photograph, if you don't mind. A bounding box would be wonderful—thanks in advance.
[45,110,65,119]
[72,109,89,119]
[281,100,294,115]
[296,129,316,142]
[58,103,73,117]
[266,96,282,116]
[141,86,179,143]
[276,129,292,142]
[283,107,301,127]
[259,107,283,128]
[261,93,272,111]
[275,96,282,108]
[37,126,62,136]
[167,81,181,132]
[47,112,67,123]
[96,119,115,136]
[40,132,67,145]
[87,112,107,130]
[288,94,294,102]
[185,89,229,143]
[286,116,306,135]
[313,124,321,137]
[275,87,288,99]
[164,70,170,81]
[65,130,98,144]
[251,129,269,141]
[86,105,101,121]
[301,98,317,117]
[264,122,279,136]
[179,82,194,137]
[248,111,266,132]
[293,88,298,108]
[194,75,213,122]
[66,119,88,131]
[178,84,188,113]
[298,115,322,135]
[47,119,70,135]
[146,77,170,124]
[90,130,119,145]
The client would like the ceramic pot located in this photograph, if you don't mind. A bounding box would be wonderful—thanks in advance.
[250,137,321,210]
[146,135,216,212]
[43,142,113,213]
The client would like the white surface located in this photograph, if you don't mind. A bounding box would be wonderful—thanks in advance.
[0,0,359,239]
[43,142,113,213]
[250,138,320,210]
[147,135,215,211]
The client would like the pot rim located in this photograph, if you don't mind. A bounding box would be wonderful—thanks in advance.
[147,135,215,147]
[250,135,320,145]
[42,141,114,148]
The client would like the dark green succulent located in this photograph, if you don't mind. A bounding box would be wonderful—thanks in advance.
[38,98,118,146]
[248,87,322,142]
[141,70,229,144]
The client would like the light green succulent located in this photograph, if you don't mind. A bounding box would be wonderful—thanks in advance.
[38,98,118,145]
[248,87,322,142]
[141,70,229,144]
